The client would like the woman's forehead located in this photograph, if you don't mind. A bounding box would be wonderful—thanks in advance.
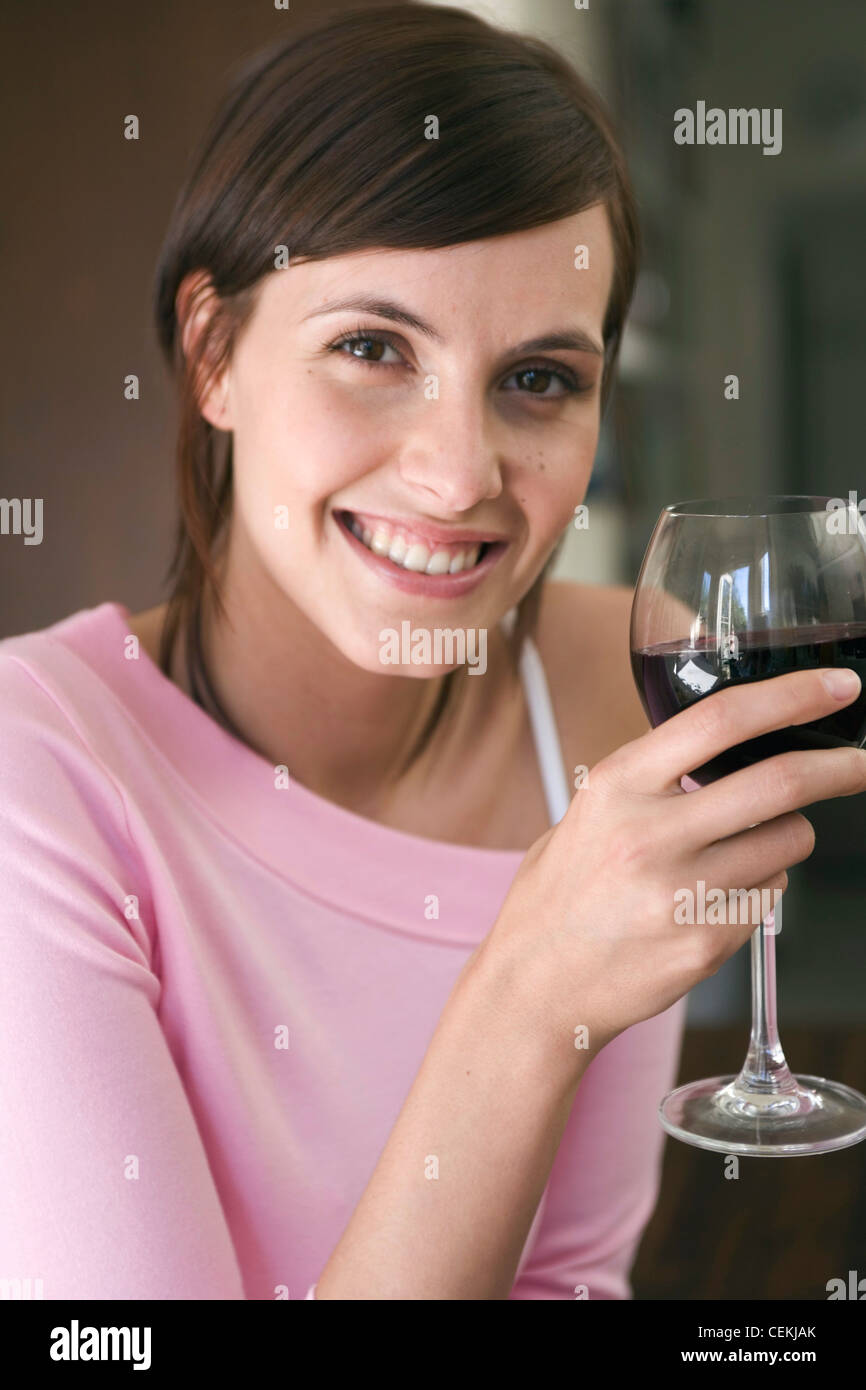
[260,208,615,333]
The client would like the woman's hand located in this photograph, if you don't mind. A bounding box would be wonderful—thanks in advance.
[479,666,866,1067]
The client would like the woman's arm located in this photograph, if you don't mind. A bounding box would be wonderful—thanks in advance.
[313,939,593,1300]
[0,656,246,1300]
[509,995,687,1299]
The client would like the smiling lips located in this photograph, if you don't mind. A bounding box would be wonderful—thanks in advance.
[340,509,503,575]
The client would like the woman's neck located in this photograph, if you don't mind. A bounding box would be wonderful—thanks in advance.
[141,575,517,826]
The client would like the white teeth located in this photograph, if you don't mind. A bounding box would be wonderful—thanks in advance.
[425,549,452,575]
[403,543,430,573]
[344,513,490,575]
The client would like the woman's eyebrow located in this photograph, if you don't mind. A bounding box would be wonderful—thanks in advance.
[302,294,604,357]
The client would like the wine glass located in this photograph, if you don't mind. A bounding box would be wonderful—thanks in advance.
[630,495,866,1155]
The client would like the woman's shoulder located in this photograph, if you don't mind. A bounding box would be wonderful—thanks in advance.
[0,613,117,772]
[0,603,144,817]
[0,602,122,718]
[533,578,650,771]
[0,622,147,919]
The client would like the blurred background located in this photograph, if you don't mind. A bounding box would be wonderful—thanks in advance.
[2,0,865,1298]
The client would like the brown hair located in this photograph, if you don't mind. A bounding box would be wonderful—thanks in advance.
[152,1,640,746]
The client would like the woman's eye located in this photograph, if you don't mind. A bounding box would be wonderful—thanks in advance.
[503,366,577,398]
[331,334,402,365]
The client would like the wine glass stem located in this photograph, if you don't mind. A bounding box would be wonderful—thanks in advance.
[737,908,798,1096]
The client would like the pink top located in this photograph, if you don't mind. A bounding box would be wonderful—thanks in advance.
[0,601,686,1300]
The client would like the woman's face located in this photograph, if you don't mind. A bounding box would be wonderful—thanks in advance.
[198,205,616,674]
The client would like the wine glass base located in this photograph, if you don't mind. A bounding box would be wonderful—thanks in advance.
[659,1074,866,1155]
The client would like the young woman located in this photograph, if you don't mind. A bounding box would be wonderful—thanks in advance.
[2,3,861,1301]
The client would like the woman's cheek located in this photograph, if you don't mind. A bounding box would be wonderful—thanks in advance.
[512,472,592,566]
[291,380,407,467]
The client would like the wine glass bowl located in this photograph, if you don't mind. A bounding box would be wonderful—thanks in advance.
[631,495,866,1155]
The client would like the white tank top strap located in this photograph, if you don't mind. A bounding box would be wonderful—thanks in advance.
[499,607,572,827]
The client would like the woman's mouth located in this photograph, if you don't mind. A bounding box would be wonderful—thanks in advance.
[333,509,508,597]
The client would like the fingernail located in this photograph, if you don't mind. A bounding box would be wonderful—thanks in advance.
[822,668,862,699]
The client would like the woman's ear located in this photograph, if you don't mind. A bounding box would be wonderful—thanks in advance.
[175,269,233,430]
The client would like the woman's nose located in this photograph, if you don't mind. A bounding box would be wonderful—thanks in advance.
[396,394,504,512]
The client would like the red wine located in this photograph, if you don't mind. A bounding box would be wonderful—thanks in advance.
[631,621,866,786]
